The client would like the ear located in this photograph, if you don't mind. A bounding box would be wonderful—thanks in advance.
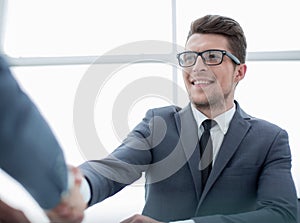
[234,64,247,83]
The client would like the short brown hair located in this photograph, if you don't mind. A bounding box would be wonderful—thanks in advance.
[187,15,247,63]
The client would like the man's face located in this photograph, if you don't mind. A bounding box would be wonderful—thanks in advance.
[182,33,246,114]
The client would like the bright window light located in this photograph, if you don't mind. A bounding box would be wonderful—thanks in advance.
[4,0,172,57]
[176,0,300,51]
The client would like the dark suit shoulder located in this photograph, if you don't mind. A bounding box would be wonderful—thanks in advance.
[248,116,284,132]
[236,102,285,134]
[149,105,182,115]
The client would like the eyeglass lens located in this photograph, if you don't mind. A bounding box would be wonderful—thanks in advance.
[179,50,223,67]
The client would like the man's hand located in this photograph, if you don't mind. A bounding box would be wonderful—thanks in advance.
[120,214,163,223]
[0,199,30,223]
[46,166,87,223]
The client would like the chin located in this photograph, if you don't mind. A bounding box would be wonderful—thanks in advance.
[190,97,210,108]
[193,101,211,109]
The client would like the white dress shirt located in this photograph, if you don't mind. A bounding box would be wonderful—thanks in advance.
[81,104,236,223]
[191,104,236,166]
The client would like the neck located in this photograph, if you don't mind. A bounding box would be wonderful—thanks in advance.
[193,100,235,119]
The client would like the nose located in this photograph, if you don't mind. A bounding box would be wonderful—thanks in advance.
[192,55,208,73]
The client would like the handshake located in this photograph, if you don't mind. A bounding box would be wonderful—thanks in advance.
[0,165,164,223]
[0,166,86,223]
[45,166,87,223]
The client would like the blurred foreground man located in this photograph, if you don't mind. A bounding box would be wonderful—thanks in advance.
[0,56,86,223]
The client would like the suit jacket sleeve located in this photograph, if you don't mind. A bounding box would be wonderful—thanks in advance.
[0,56,68,210]
[79,108,155,206]
[192,128,298,223]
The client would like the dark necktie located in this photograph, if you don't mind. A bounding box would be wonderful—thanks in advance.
[200,119,216,189]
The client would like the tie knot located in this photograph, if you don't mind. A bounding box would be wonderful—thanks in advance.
[201,119,217,131]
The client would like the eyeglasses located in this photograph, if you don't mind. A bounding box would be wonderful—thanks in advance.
[177,49,241,67]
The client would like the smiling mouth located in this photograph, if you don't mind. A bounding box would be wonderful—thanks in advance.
[192,80,213,86]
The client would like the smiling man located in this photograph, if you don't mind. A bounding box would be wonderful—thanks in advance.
[179,32,246,119]
[79,15,298,223]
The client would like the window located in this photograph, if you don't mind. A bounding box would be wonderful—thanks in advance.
[4,0,172,57]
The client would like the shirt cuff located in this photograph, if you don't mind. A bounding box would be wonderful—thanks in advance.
[80,177,91,204]
[170,220,195,223]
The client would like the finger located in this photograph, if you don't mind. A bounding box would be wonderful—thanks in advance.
[47,208,83,223]
[68,166,83,186]
[120,214,138,223]
[120,214,147,223]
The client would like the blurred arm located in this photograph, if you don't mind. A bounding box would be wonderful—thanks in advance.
[0,56,68,209]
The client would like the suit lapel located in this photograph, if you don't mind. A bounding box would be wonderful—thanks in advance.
[174,104,203,199]
[198,103,252,205]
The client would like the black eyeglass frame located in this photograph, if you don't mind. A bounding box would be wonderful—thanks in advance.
[177,49,241,67]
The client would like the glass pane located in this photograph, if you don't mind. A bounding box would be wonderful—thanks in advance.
[11,63,175,163]
[11,65,87,165]
[4,0,172,57]
[93,63,175,154]
[176,0,300,51]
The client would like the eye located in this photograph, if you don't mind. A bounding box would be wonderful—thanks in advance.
[208,53,217,59]
[208,52,220,60]
[179,52,197,66]
[204,51,222,64]
[183,53,196,62]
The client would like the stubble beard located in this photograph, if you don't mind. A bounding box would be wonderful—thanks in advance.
[191,90,230,117]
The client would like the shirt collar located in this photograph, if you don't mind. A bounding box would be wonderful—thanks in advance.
[190,103,236,134]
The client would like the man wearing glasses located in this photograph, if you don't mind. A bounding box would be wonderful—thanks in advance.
[79,15,298,223]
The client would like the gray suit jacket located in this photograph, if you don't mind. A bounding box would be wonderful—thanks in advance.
[80,102,298,222]
[0,56,68,209]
